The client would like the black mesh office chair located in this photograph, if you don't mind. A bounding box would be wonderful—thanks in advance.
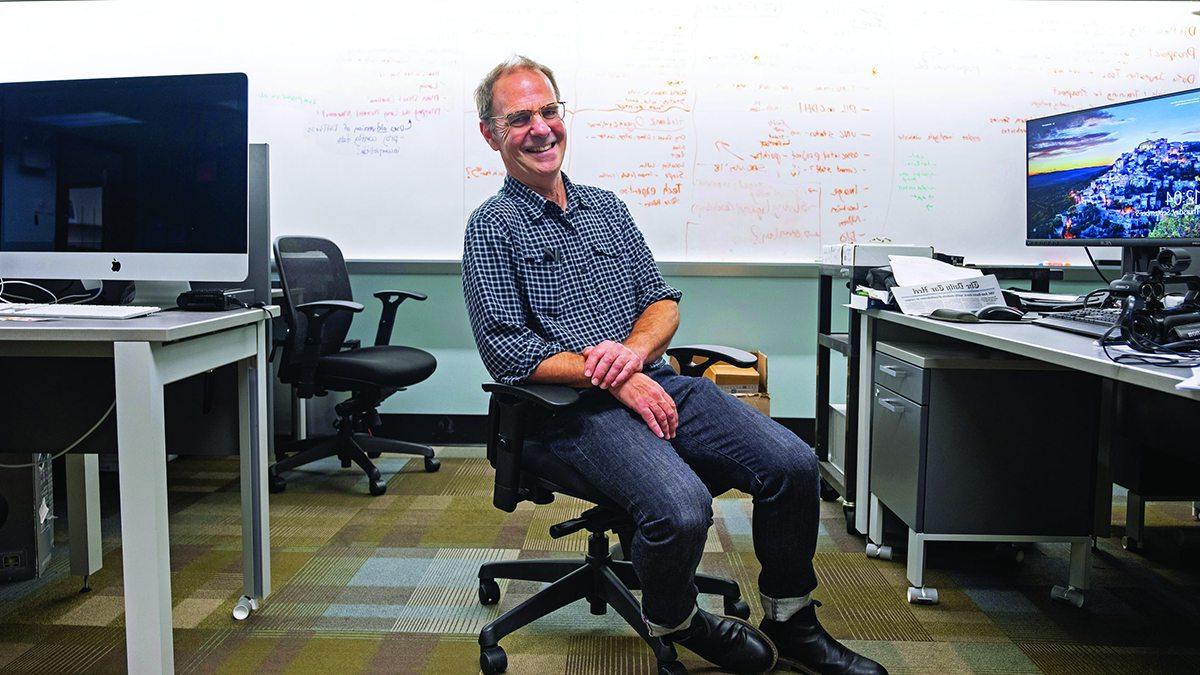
[475,345,758,675]
[272,236,439,496]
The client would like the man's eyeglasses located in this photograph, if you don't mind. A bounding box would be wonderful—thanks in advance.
[491,101,566,129]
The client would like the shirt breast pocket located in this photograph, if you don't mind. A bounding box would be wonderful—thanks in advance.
[590,244,634,307]
[520,254,562,318]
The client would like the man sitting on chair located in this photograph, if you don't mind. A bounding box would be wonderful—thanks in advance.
[462,55,886,675]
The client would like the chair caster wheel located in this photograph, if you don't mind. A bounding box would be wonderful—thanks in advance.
[865,543,893,560]
[819,478,839,502]
[424,457,440,472]
[1050,585,1085,608]
[232,595,259,620]
[658,661,687,675]
[367,451,382,459]
[907,586,938,605]
[368,467,382,481]
[341,458,352,469]
[479,578,500,606]
[1122,536,1141,552]
[480,646,507,674]
[724,597,750,619]
[368,480,387,496]
[268,475,286,494]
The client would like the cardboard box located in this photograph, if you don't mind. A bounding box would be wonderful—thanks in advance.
[671,350,771,416]
[706,363,759,394]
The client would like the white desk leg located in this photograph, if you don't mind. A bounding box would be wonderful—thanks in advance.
[853,312,875,535]
[113,341,174,675]
[235,322,270,620]
[66,454,102,584]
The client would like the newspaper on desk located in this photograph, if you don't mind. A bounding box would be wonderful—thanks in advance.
[887,255,1005,316]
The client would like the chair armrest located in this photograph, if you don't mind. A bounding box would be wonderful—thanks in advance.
[295,300,364,345]
[666,344,757,377]
[372,290,427,346]
[295,299,364,317]
[482,382,580,512]
[482,382,580,408]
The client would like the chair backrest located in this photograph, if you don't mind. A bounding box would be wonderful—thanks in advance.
[274,236,356,386]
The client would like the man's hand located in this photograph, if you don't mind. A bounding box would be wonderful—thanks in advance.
[583,340,643,390]
[610,373,678,439]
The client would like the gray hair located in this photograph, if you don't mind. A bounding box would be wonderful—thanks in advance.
[474,55,561,128]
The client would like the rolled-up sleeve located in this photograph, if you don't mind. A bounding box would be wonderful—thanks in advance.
[462,214,567,384]
[615,200,682,313]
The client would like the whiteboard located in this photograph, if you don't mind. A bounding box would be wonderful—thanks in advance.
[1,0,1197,264]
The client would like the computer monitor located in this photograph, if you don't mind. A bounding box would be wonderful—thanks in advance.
[1026,88,1200,257]
[0,73,248,283]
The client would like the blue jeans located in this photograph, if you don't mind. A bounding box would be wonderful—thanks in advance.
[539,362,820,627]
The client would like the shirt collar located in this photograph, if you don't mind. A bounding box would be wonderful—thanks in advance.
[501,173,593,217]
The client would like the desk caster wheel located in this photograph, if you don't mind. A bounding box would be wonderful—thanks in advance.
[819,478,839,502]
[865,543,893,560]
[232,595,259,621]
[1050,585,1084,608]
[368,480,387,496]
[268,474,286,494]
[424,457,440,472]
[842,504,856,535]
[1122,536,1141,552]
[479,578,500,606]
[724,597,751,619]
[658,661,687,675]
[995,544,1025,564]
[480,646,507,674]
[907,586,938,605]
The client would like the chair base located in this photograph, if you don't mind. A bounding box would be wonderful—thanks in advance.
[476,529,748,674]
[271,431,438,496]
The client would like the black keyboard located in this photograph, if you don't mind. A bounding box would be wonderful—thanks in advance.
[1032,308,1121,339]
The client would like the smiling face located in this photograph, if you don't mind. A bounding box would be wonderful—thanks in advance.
[480,68,566,197]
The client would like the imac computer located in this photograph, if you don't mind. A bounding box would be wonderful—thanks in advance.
[1027,88,1200,272]
[0,73,249,292]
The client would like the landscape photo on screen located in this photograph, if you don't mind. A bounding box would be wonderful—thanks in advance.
[1027,89,1200,242]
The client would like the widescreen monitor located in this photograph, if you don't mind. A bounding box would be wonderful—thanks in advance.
[0,73,248,281]
[1027,88,1200,248]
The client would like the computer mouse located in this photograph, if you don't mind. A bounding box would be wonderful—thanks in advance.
[929,308,979,322]
[976,305,1024,321]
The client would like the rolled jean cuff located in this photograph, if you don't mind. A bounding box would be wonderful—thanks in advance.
[645,605,698,637]
[760,592,812,622]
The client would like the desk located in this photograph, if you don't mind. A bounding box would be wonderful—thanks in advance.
[851,309,1200,602]
[0,308,276,674]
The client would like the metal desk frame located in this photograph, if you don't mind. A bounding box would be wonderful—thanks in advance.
[0,308,275,674]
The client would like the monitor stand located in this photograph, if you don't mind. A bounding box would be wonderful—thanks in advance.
[1121,247,1159,275]
[131,280,190,307]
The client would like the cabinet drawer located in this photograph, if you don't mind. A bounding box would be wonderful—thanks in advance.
[873,351,928,404]
[869,384,925,529]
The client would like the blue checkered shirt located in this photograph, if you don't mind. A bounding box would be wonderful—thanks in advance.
[463,174,682,385]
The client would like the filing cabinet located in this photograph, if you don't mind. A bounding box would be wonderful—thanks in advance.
[865,341,1100,606]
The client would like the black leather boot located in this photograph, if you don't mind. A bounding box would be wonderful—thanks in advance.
[759,601,887,674]
[663,608,778,673]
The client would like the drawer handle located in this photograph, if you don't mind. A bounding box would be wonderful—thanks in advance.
[878,398,906,415]
[879,365,907,378]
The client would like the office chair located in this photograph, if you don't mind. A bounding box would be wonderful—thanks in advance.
[272,236,439,496]
[475,345,759,675]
